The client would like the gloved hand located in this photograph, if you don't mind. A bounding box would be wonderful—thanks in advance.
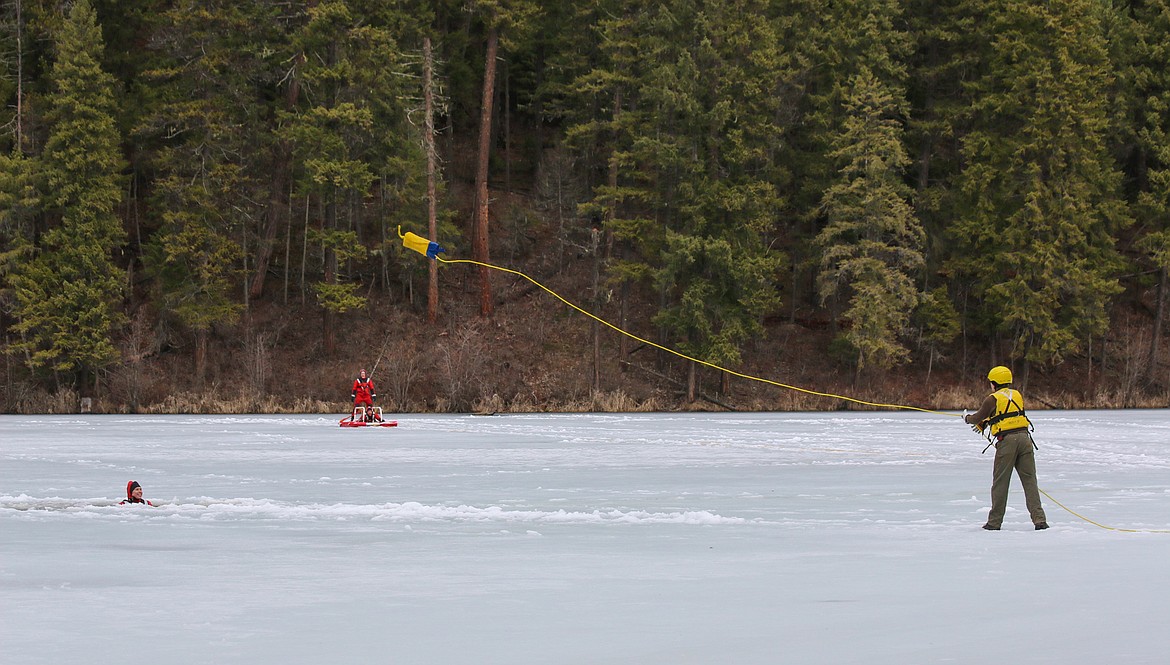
[970,423,984,434]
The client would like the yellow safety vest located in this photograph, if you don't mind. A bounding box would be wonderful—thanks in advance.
[987,388,1031,435]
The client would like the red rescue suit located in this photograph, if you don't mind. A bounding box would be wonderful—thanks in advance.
[352,376,376,408]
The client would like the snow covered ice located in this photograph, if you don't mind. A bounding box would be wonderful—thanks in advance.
[2,410,1168,664]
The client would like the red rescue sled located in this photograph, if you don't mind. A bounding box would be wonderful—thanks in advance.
[339,406,397,428]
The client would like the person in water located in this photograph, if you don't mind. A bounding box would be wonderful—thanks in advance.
[120,480,154,506]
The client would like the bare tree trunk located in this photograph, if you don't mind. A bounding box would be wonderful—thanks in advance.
[323,197,338,355]
[915,38,937,195]
[591,228,601,392]
[925,347,935,394]
[300,196,309,304]
[504,58,510,194]
[323,310,336,356]
[249,149,288,299]
[609,90,625,368]
[960,290,969,382]
[283,185,292,305]
[1086,334,1093,395]
[474,28,499,317]
[15,0,24,151]
[1101,330,1108,377]
[241,215,249,315]
[657,282,668,372]
[378,179,388,290]
[556,155,567,273]
[194,328,208,391]
[1147,267,1166,383]
[619,281,629,373]
[687,362,697,403]
[424,37,440,324]
[789,262,798,324]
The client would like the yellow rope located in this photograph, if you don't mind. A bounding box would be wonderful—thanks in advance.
[428,251,1166,534]
[1039,488,1170,534]
[438,256,957,417]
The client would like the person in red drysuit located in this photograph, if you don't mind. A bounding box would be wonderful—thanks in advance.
[120,480,154,506]
[351,368,380,421]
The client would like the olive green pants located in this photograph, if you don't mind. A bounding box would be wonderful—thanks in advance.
[987,429,1047,528]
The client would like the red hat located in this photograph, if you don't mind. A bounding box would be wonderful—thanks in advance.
[126,480,141,499]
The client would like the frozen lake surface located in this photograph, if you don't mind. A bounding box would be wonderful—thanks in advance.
[2,411,1168,664]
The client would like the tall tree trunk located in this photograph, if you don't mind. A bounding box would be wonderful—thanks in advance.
[687,362,697,403]
[591,228,601,392]
[657,282,668,372]
[424,37,440,324]
[915,25,937,195]
[1148,267,1167,383]
[619,280,629,373]
[609,90,626,368]
[241,216,249,315]
[15,0,23,151]
[925,347,935,394]
[323,309,336,356]
[323,197,338,355]
[283,184,292,305]
[194,328,208,391]
[1086,334,1093,394]
[379,178,388,291]
[474,28,499,317]
[249,143,290,299]
[250,52,303,299]
[504,59,510,194]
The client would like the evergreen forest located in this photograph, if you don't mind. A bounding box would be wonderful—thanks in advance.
[2,0,1170,413]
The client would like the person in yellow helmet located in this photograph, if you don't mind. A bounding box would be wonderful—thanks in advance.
[963,366,1049,531]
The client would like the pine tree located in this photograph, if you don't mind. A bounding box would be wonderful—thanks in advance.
[0,0,25,153]
[789,0,911,314]
[549,1,652,385]
[466,0,541,316]
[284,0,427,353]
[565,1,792,400]
[950,0,1128,368]
[0,152,38,310]
[1126,0,1170,380]
[666,0,794,397]
[139,1,285,385]
[10,0,126,389]
[289,0,373,354]
[916,286,960,389]
[146,179,245,388]
[816,67,924,374]
[905,0,984,278]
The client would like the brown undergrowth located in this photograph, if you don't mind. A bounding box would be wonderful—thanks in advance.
[4,253,1169,414]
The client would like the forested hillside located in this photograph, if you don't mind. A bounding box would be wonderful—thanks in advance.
[2,0,1169,414]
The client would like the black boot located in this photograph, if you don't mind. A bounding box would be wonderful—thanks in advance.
[1034,522,1049,530]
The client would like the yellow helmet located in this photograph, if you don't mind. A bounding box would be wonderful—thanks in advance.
[987,366,1013,385]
